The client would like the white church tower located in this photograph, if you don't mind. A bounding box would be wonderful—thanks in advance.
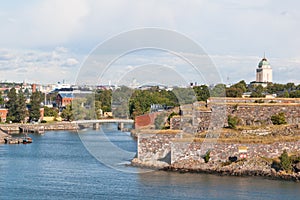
[256,55,272,83]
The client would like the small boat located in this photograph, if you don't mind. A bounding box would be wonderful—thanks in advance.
[23,135,32,144]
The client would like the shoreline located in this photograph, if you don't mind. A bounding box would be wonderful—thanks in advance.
[0,129,10,143]
[131,158,300,182]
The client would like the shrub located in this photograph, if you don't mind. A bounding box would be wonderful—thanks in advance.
[203,150,211,163]
[41,120,47,123]
[254,99,264,103]
[271,160,281,172]
[167,112,178,123]
[271,113,287,125]
[227,115,240,129]
[279,150,292,172]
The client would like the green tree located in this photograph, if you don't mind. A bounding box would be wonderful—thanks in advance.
[226,87,243,97]
[44,106,58,118]
[129,88,180,118]
[232,80,247,93]
[250,85,265,98]
[0,91,4,106]
[6,88,27,123]
[285,82,296,91]
[6,87,18,122]
[226,80,247,97]
[279,90,290,98]
[210,84,226,97]
[29,92,42,122]
[289,90,300,98]
[16,91,27,123]
[172,87,196,104]
[61,104,74,121]
[266,83,285,94]
[193,85,210,101]
[71,98,95,120]
[95,100,102,119]
[96,89,112,112]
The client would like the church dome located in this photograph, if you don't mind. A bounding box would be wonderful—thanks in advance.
[258,57,270,68]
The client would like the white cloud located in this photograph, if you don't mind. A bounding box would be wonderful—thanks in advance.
[0,1,300,84]
[0,0,89,47]
[0,47,81,84]
[64,58,79,67]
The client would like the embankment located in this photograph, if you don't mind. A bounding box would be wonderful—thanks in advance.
[0,122,79,134]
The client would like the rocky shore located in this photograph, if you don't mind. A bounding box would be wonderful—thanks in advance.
[131,157,300,182]
[0,129,10,143]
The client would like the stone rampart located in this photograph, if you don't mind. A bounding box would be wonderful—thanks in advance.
[136,133,300,166]
[226,104,300,125]
[171,141,300,163]
[171,98,300,132]
[137,132,178,164]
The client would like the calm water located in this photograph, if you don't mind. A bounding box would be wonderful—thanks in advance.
[0,123,300,200]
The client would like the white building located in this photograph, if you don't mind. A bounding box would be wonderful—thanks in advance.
[256,57,272,83]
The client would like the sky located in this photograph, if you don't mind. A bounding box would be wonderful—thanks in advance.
[0,0,300,85]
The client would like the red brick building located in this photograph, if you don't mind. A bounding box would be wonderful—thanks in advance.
[135,112,160,129]
[56,93,74,108]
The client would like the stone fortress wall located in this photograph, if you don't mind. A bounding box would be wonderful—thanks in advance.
[136,98,300,167]
[171,97,300,132]
[137,132,300,165]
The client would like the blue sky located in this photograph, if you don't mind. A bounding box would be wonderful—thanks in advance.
[0,0,300,85]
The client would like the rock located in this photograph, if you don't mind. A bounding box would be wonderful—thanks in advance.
[294,162,300,172]
[271,168,277,175]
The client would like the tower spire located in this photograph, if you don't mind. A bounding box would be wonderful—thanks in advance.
[263,52,266,59]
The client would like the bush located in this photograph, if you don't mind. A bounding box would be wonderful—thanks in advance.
[227,115,240,129]
[41,120,47,123]
[203,150,211,163]
[254,99,264,103]
[279,150,292,172]
[167,112,178,123]
[271,160,281,172]
[271,113,287,125]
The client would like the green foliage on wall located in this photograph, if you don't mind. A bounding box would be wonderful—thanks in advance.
[271,112,287,125]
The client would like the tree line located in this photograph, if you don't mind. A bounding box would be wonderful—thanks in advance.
[5,80,299,122]
[4,87,43,123]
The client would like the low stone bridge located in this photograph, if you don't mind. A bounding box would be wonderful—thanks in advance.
[72,119,134,130]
